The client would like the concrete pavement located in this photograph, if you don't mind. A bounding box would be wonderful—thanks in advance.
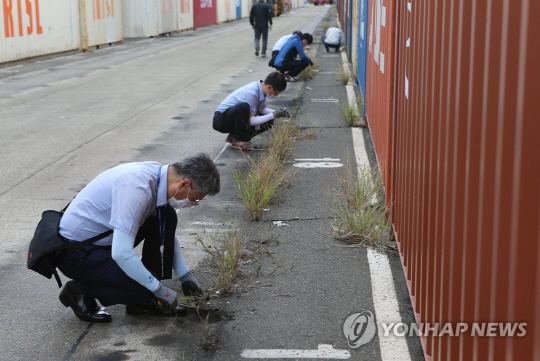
[0,5,423,361]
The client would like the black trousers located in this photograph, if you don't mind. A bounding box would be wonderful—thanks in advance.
[322,35,340,52]
[58,206,177,306]
[213,102,274,142]
[277,59,310,77]
[254,26,268,54]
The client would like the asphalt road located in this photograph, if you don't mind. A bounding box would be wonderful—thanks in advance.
[0,5,424,361]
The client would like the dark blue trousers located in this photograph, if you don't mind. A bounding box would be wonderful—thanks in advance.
[322,35,340,52]
[277,59,310,77]
[58,206,177,306]
[213,102,274,142]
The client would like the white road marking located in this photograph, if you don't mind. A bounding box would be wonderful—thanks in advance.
[241,344,350,359]
[295,158,340,162]
[351,128,378,205]
[214,143,230,162]
[293,157,343,168]
[346,85,359,111]
[293,162,343,168]
[353,117,410,361]
[311,98,340,103]
[351,128,370,170]
[367,249,412,361]
[340,51,350,78]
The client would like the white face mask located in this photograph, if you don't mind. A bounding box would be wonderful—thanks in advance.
[168,186,199,209]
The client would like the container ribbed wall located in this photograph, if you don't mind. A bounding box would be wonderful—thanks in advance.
[391,0,540,359]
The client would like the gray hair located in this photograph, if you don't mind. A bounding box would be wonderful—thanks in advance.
[171,153,220,195]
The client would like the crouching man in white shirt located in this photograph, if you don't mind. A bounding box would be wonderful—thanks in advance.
[57,153,220,323]
[322,27,345,53]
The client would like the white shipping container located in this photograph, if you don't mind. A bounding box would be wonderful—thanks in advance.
[217,0,236,23]
[241,0,249,19]
[158,0,177,34]
[177,0,194,31]
[0,0,80,63]
[83,0,123,48]
[123,0,180,38]
[122,0,158,37]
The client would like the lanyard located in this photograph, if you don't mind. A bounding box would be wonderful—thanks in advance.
[156,166,166,248]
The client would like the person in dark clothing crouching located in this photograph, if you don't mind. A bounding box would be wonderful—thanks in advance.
[212,72,290,151]
[273,33,313,82]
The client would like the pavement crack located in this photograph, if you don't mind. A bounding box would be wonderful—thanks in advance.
[62,322,93,361]
[298,126,348,129]
[263,216,334,222]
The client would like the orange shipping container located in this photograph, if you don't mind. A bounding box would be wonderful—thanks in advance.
[390,0,540,360]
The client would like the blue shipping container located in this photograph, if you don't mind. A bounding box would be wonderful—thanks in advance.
[357,0,368,117]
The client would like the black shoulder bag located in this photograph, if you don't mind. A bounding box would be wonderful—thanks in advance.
[27,204,112,288]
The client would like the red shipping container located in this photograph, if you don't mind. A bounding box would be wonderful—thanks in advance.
[193,0,216,28]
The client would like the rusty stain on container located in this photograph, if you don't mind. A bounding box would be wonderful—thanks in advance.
[217,0,236,23]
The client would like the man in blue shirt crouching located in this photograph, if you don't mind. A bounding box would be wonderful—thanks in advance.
[273,33,314,82]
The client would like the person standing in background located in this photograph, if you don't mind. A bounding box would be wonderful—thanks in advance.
[250,0,273,58]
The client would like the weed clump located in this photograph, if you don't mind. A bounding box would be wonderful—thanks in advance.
[298,53,319,81]
[233,117,300,221]
[339,96,364,127]
[233,157,284,221]
[198,228,243,296]
[339,66,350,85]
[330,167,390,249]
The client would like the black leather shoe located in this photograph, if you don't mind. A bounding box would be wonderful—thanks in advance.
[59,284,112,323]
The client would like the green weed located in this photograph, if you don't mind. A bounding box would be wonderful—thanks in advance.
[233,157,283,221]
[198,228,243,296]
[339,66,350,85]
[330,166,390,248]
[298,53,318,81]
[339,96,364,127]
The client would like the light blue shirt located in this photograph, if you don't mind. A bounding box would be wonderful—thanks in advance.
[216,80,267,115]
[59,161,167,245]
[325,27,345,45]
[273,34,293,51]
[59,162,191,289]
